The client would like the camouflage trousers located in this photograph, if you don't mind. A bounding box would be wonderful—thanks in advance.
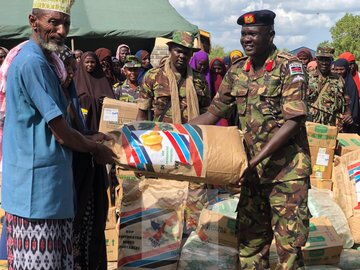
[236,178,310,270]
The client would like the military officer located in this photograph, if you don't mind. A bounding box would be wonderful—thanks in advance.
[190,10,312,270]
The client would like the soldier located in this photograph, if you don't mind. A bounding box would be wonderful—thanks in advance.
[115,55,142,102]
[137,31,213,236]
[307,46,352,127]
[190,10,312,269]
[137,31,211,123]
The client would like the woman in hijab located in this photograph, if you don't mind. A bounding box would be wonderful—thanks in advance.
[339,52,360,96]
[189,50,210,89]
[95,48,120,87]
[296,49,313,68]
[229,50,244,64]
[60,48,110,270]
[116,44,131,66]
[223,56,231,71]
[333,58,360,133]
[210,58,228,126]
[74,51,115,131]
[135,50,153,85]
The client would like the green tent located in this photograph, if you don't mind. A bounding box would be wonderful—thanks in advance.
[0,0,198,53]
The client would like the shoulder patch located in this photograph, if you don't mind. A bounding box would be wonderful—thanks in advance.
[289,62,304,76]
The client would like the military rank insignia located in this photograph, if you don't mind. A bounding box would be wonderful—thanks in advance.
[244,14,255,24]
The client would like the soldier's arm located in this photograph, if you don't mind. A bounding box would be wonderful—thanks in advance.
[190,69,235,125]
[137,71,154,121]
[248,59,308,170]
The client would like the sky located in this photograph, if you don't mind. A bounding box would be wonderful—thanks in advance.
[169,0,360,52]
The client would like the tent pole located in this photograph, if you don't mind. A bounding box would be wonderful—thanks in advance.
[71,38,75,51]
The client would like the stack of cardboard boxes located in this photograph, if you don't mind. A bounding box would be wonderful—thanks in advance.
[306,122,338,190]
[99,98,139,264]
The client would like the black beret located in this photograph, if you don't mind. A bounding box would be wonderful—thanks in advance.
[237,10,276,26]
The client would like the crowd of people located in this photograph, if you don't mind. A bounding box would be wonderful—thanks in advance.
[0,1,360,270]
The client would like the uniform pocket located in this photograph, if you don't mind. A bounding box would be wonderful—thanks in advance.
[231,84,248,115]
[259,75,282,116]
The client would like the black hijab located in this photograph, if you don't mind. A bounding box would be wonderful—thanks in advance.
[333,58,360,125]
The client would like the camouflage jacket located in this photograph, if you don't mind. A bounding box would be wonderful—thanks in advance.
[208,49,311,183]
[307,69,347,126]
[116,79,140,103]
[137,64,211,123]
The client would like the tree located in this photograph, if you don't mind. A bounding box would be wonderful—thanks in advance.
[329,13,360,59]
[209,45,229,60]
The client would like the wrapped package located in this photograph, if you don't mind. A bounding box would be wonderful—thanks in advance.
[177,231,238,270]
[106,121,248,186]
[118,178,188,269]
[308,188,354,248]
[338,249,360,269]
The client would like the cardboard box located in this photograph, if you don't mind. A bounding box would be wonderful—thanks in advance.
[337,133,360,156]
[99,98,138,133]
[310,177,333,190]
[309,146,335,179]
[306,122,338,149]
[106,207,118,230]
[332,150,360,244]
[196,208,237,249]
[302,217,343,265]
[105,229,119,262]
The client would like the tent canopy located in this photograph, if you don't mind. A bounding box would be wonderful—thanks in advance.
[0,0,198,52]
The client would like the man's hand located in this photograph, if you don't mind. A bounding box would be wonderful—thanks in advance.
[93,143,118,165]
[88,132,113,143]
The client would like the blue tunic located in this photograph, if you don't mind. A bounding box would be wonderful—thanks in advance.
[2,40,74,219]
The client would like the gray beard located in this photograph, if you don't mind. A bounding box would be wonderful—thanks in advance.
[38,36,65,53]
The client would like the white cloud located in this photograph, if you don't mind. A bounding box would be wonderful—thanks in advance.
[169,0,360,52]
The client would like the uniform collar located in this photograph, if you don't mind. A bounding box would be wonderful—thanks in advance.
[243,46,277,73]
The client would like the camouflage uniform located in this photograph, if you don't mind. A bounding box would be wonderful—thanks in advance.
[307,67,347,126]
[138,31,213,235]
[117,79,140,103]
[208,48,312,270]
[138,65,210,123]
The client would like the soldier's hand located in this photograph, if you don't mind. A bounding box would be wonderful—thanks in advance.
[94,143,118,165]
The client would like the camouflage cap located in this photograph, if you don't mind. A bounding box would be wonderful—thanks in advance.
[123,55,141,68]
[316,46,335,58]
[167,31,200,51]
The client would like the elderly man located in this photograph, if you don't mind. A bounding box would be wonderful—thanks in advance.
[2,1,116,269]
[307,46,352,128]
[190,10,311,269]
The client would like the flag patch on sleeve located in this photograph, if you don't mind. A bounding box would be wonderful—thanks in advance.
[289,63,304,75]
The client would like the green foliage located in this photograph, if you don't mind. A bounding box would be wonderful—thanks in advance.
[329,13,360,59]
[209,44,229,60]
